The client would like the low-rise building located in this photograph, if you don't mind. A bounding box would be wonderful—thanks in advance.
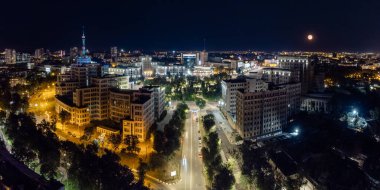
[301,93,332,113]
[96,126,120,137]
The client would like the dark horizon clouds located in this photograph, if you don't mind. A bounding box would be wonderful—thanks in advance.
[1,0,380,52]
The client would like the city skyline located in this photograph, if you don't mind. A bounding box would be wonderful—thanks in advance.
[1,0,380,52]
[2,1,380,190]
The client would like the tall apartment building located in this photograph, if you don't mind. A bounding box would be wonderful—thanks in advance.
[111,47,118,61]
[34,48,46,63]
[109,88,155,141]
[122,94,154,141]
[69,63,101,87]
[5,49,16,64]
[55,78,163,142]
[55,63,101,95]
[71,75,130,120]
[221,77,268,119]
[34,48,45,59]
[236,87,287,139]
[277,56,313,95]
[234,81,301,140]
[70,47,79,60]
[139,86,165,120]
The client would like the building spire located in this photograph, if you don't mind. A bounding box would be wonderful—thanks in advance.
[82,26,86,56]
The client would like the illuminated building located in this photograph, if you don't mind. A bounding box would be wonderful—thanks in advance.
[221,77,268,119]
[140,55,154,77]
[235,82,301,140]
[76,27,92,64]
[200,51,208,65]
[261,68,292,85]
[181,53,199,68]
[192,66,213,77]
[34,48,45,62]
[111,46,118,61]
[300,93,332,113]
[122,94,154,141]
[4,49,16,64]
[70,47,79,60]
[155,64,185,76]
[106,66,142,79]
[140,86,165,120]
[55,75,164,142]
[16,53,31,64]
[277,56,313,95]
[236,86,287,139]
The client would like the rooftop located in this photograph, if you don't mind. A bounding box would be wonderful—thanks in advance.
[270,151,298,177]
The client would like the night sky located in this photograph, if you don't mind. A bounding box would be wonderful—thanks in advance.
[1,0,380,52]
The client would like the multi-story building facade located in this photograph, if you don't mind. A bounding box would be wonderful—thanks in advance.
[140,86,165,120]
[55,76,163,142]
[106,66,141,79]
[5,49,16,64]
[111,47,118,61]
[277,56,313,95]
[262,68,292,85]
[224,77,301,140]
[122,95,154,141]
[221,77,268,119]
[301,93,332,113]
[155,64,186,76]
[236,87,287,139]
[140,55,154,77]
[70,63,101,87]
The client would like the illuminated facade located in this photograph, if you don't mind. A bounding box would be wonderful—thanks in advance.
[236,87,287,139]
[221,77,268,118]
[5,49,16,64]
[262,68,292,85]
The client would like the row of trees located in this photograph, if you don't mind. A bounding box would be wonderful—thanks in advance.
[153,103,189,156]
[201,114,235,190]
[2,112,147,190]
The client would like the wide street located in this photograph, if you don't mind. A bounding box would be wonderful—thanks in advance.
[170,106,206,190]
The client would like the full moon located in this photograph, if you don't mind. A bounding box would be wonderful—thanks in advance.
[307,34,313,41]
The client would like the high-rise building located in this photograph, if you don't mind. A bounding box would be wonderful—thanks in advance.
[55,72,164,142]
[140,86,165,120]
[234,82,301,140]
[5,49,16,64]
[277,56,313,95]
[70,47,79,58]
[221,77,268,119]
[200,51,208,66]
[70,63,101,87]
[236,86,287,139]
[34,48,45,60]
[111,47,118,61]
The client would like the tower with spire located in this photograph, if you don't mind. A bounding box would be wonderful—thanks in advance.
[76,26,91,64]
[82,26,86,56]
